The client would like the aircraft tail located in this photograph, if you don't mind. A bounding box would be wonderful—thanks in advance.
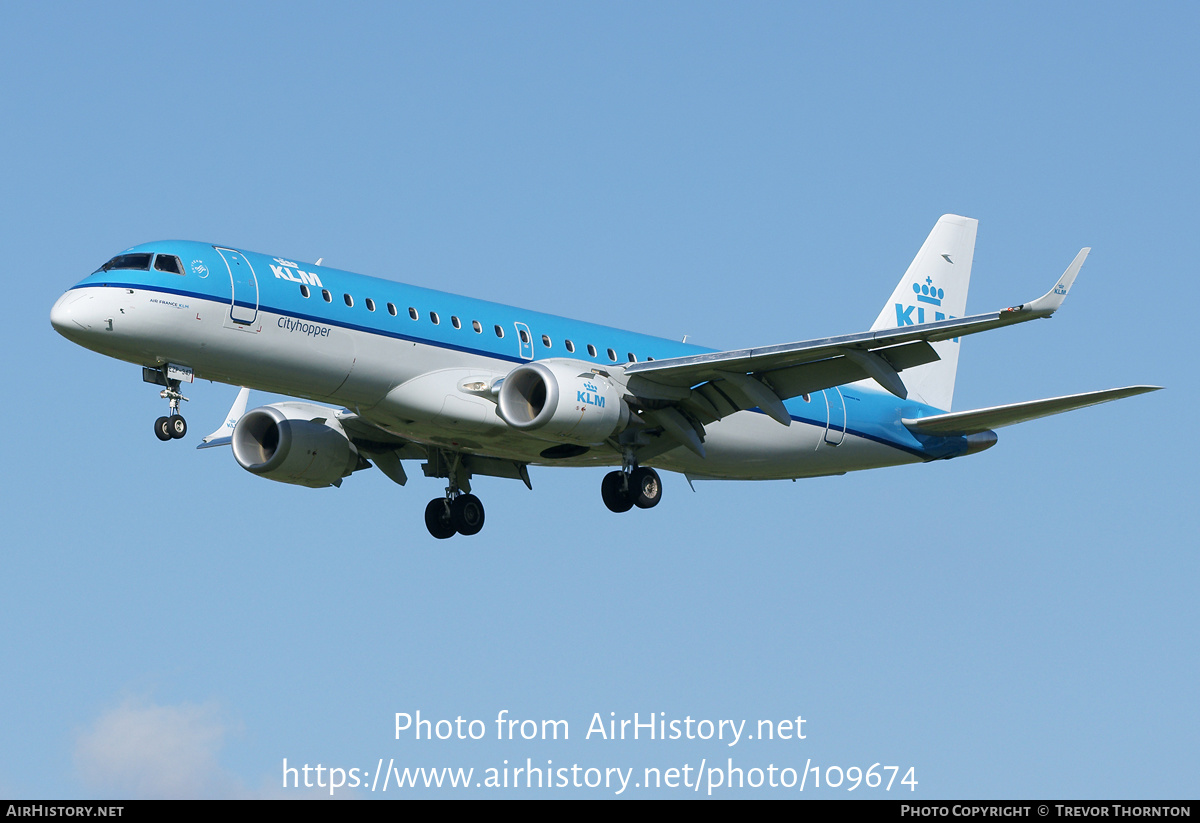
[868,214,978,410]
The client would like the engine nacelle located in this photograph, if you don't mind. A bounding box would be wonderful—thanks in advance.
[231,403,359,488]
[497,360,629,445]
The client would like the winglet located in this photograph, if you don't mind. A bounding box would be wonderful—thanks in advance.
[1012,247,1089,317]
[197,387,250,449]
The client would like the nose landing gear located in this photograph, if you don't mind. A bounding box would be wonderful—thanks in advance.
[154,414,188,441]
[146,368,189,441]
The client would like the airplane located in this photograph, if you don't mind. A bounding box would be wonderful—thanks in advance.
[50,214,1159,539]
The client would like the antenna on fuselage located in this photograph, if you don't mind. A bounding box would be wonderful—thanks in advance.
[315,258,323,266]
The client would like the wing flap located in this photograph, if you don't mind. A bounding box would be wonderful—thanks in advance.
[627,338,942,426]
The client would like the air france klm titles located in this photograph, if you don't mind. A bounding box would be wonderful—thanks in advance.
[271,258,324,288]
[586,712,807,746]
[579,381,605,408]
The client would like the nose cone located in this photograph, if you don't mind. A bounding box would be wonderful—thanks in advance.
[50,289,96,344]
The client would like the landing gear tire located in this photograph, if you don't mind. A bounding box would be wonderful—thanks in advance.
[168,416,187,439]
[601,470,635,513]
[451,494,485,536]
[631,467,662,509]
[154,416,173,441]
[424,498,456,539]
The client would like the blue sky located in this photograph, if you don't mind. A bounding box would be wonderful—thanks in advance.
[1,2,1196,798]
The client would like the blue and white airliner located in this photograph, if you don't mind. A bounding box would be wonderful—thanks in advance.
[50,215,1158,538]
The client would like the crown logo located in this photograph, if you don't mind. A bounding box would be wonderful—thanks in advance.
[273,257,299,268]
[913,276,944,306]
[583,381,598,393]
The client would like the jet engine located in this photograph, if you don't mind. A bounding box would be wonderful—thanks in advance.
[497,360,629,444]
[231,403,360,488]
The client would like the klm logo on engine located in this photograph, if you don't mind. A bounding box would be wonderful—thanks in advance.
[577,381,605,408]
[270,258,324,288]
[895,276,958,342]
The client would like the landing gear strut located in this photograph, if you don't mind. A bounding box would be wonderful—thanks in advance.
[601,462,662,513]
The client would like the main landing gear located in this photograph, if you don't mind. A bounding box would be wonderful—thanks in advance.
[601,466,662,513]
[424,493,486,539]
[423,450,486,539]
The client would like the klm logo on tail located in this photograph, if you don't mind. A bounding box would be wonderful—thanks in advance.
[915,277,944,305]
[896,277,958,342]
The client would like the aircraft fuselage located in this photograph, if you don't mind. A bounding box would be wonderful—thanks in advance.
[51,240,954,480]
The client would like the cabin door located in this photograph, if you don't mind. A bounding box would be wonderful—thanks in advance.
[823,387,846,446]
[215,247,259,326]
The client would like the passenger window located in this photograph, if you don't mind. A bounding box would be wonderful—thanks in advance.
[494,325,505,338]
[322,289,332,302]
[300,285,310,298]
[607,348,617,362]
[365,298,376,312]
[587,344,597,357]
[387,303,397,316]
[565,340,575,353]
[430,312,440,325]
[628,353,637,363]
[472,320,482,333]
[541,334,551,348]
[409,307,418,320]
[519,329,530,344]
[344,294,354,307]
[153,255,183,275]
[451,316,461,329]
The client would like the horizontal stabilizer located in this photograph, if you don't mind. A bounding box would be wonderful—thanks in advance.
[903,385,1161,436]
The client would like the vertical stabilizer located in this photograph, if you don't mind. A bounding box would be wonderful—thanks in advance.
[869,214,978,410]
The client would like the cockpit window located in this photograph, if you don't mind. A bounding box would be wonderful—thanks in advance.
[153,254,184,275]
[97,253,151,272]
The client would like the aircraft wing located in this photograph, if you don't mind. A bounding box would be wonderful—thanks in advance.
[622,249,1090,431]
[901,386,1161,436]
